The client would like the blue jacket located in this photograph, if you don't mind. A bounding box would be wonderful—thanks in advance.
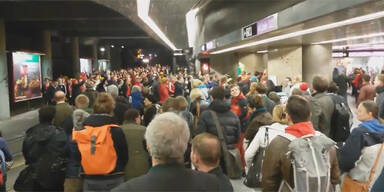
[131,92,143,110]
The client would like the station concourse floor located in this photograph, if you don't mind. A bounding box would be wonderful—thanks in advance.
[4,93,360,192]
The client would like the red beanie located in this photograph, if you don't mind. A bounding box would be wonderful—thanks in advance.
[300,82,309,91]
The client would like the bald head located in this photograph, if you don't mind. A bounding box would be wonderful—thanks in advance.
[55,91,66,102]
[191,133,221,167]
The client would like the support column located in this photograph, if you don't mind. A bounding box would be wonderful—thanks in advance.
[0,19,11,119]
[92,44,98,72]
[41,30,52,80]
[267,46,302,85]
[302,44,332,86]
[71,37,80,77]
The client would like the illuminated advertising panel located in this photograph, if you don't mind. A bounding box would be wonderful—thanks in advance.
[12,52,42,102]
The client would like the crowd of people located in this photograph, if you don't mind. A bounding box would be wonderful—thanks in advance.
[5,64,384,192]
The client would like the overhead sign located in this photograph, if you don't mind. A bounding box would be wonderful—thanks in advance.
[242,22,258,39]
[257,13,278,35]
[206,40,216,50]
[241,13,278,40]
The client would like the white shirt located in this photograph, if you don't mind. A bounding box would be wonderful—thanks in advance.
[244,122,288,170]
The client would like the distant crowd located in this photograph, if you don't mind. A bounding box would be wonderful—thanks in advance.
[3,65,384,192]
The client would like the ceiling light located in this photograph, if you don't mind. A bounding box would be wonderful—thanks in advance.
[137,0,178,50]
[174,53,183,56]
[111,45,115,48]
[100,47,105,52]
[121,45,125,49]
[333,41,384,49]
[257,50,268,53]
[211,10,384,54]
[313,32,384,45]
[143,58,150,63]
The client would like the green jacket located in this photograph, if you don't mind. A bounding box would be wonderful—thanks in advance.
[121,122,150,181]
[54,103,73,127]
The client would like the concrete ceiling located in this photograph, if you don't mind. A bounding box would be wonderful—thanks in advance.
[0,0,165,49]
[207,0,384,54]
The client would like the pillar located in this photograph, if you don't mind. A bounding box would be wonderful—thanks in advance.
[302,44,332,86]
[71,37,80,77]
[267,46,303,85]
[41,30,52,80]
[92,43,98,72]
[0,19,11,119]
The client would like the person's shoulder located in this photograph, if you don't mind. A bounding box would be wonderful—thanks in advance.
[112,174,149,192]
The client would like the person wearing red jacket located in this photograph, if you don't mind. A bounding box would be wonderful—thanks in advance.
[158,77,169,104]
[229,84,249,170]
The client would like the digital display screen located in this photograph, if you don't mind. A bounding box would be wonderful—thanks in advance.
[12,52,42,102]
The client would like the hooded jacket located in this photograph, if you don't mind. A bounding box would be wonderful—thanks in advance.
[22,122,68,190]
[340,120,384,187]
[262,121,340,192]
[66,109,89,178]
[197,99,241,147]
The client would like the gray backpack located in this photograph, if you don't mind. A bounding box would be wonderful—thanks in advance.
[279,132,336,192]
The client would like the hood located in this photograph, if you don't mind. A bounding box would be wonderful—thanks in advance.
[360,119,384,133]
[285,121,316,138]
[83,114,118,127]
[73,109,90,131]
[209,99,231,113]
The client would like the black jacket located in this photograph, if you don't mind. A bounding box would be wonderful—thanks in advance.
[113,101,130,125]
[22,123,67,190]
[174,81,184,97]
[112,164,220,192]
[334,74,348,96]
[197,99,241,147]
[209,167,233,192]
[339,126,384,172]
[77,115,128,174]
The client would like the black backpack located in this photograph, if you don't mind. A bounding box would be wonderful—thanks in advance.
[329,94,352,142]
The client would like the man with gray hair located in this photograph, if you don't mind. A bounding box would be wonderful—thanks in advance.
[107,84,130,124]
[53,90,73,127]
[112,112,220,192]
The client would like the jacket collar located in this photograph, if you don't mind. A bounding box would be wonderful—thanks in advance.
[285,121,315,138]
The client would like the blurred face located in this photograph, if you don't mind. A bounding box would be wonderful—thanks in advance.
[230,86,240,97]
[357,104,374,122]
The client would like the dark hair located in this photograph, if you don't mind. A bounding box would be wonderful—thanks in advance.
[124,109,140,122]
[192,133,221,167]
[328,82,339,94]
[39,105,56,123]
[255,82,267,94]
[360,100,378,119]
[210,87,225,100]
[363,74,371,82]
[286,95,311,123]
[248,94,263,109]
[312,76,328,93]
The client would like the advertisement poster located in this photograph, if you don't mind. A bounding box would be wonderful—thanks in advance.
[80,58,92,74]
[12,52,42,102]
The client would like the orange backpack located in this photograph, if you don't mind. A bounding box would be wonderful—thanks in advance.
[72,124,118,175]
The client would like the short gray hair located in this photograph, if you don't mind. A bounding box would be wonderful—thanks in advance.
[145,112,190,163]
[107,85,118,98]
